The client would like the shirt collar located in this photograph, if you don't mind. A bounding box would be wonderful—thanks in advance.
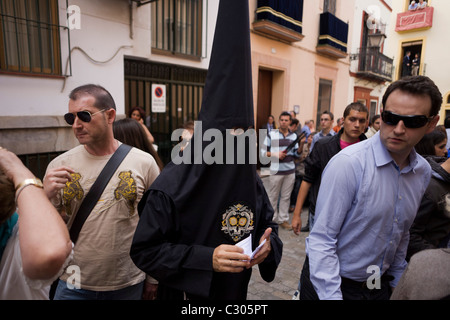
[371,131,419,173]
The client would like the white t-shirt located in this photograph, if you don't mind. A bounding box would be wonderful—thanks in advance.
[46,143,160,291]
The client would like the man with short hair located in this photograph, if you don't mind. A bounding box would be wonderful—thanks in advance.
[292,102,369,234]
[264,111,301,230]
[300,76,442,300]
[310,110,336,152]
[43,84,160,300]
[402,51,412,77]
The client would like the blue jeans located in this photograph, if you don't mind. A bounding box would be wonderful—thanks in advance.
[53,279,144,300]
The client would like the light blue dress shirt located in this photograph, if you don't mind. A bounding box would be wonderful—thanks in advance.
[309,129,336,152]
[305,131,432,300]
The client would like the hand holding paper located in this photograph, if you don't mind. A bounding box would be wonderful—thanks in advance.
[235,228,272,268]
[235,234,266,261]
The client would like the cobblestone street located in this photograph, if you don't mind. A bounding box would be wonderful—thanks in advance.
[247,205,309,300]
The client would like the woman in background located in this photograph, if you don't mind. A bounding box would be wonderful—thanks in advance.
[114,118,164,172]
[128,106,155,145]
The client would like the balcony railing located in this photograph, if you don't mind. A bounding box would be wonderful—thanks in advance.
[351,47,393,82]
[395,6,434,32]
[317,11,348,59]
[253,0,304,43]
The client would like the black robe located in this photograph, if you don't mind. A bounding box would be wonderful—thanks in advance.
[130,155,282,299]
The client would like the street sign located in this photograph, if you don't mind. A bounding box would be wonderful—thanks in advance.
[152,84,166,113]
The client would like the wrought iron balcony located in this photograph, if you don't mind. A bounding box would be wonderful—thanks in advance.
[350,47,393,82]
[317,11,348,59]
[253,0,304,42]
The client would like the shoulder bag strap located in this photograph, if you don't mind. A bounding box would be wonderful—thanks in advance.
[69,144,132,244]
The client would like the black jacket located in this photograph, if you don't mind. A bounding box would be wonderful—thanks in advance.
[407,156,450,261]
[303,129,367,215]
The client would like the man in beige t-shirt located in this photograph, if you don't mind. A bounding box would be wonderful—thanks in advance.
[44,84,159,299]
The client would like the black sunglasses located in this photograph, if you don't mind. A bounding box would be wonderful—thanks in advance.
[381,110,433,129]
[64,109,106,125]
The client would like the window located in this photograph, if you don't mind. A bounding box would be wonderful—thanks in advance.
[151,0,203,59]
[370,100,377,121]
[0,0,61,75]
[316,79,332,126]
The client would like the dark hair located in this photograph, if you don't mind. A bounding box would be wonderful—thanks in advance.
[382,76,442,117]
[444,116,450,129]
[268,115,277,129]
[415,128,447,157]
[113,118,164,171]
[343,102,369,119]
[69,84,117,111]
[321,110,334,121]
[291,118,299,126]
[128,106,146,119]
[0,173,15,225]
[371,114,381,124]
[279,111,292,120]
[436,125,447,137]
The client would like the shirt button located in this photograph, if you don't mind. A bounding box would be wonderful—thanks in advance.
[398,196,402,200]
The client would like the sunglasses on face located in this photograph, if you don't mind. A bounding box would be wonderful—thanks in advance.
[64,109,106,125]
[381,110,433,129]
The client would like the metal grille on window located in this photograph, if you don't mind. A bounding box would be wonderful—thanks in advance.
[151,0,202,58]
[0,0,64,75]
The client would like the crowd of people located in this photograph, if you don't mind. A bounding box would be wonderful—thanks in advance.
[262,76,449,300]
[1,76,450,301]
[1,0,448,302]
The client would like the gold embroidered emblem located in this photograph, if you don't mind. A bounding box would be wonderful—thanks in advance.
[221,203,254,242]
[114,171,137,216]
[63,172,84,216]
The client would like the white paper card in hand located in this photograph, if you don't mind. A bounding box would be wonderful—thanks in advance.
[235,234,267,260]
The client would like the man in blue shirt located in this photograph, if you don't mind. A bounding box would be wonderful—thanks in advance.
[309,110,336,152]
[300,76,442,300]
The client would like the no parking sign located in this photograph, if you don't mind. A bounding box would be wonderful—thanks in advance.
[152,84,166,113]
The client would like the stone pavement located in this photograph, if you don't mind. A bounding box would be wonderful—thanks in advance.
[247,206,309,300]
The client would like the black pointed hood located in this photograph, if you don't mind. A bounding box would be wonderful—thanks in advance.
[140,0,263,248]
[198,0,254,132]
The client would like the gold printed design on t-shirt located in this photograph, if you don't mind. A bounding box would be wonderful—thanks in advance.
[63,172,84,216]
[114,171,137,216]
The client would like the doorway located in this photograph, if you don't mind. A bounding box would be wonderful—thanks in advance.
[256,69,273,169]
[400,40,423,78]
[257,69,273,131]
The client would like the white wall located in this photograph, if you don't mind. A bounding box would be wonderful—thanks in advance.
[0,0,217,117]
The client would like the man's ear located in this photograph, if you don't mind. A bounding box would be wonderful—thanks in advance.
[106,108,116,124]
[426,114,440,134]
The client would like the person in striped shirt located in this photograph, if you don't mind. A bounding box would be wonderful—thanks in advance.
[263,111,302,230]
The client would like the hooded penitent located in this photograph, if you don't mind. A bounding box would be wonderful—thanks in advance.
[130,0,282,299]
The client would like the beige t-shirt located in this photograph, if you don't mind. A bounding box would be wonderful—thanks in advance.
[46,143,160,291]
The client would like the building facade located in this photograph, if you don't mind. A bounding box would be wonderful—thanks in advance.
[250,0,354,130]
[3,0,445,177]
[0,0,217,172]
[349,0,393,121]
[385,0,449,123]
